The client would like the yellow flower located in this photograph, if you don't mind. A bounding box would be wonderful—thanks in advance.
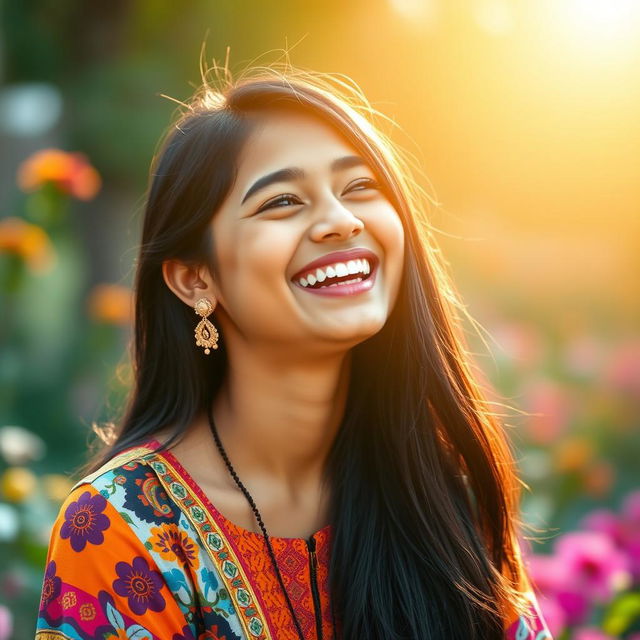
[42,473,73,502]
[0,216,56,273]
[87,283,134,326]
[17,148,101,201]
[0,466,38,503]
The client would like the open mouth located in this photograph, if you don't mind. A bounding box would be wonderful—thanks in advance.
[292,256,378,290]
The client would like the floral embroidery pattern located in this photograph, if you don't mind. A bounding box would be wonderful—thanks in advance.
[39,561,61,610]
[150,524,200,572]
[113,555,167,615]
[78,601,96,621]
[60,590,77,609]
[59,489,110,552]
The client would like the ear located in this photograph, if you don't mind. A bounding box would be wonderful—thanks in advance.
[161,259,218,308]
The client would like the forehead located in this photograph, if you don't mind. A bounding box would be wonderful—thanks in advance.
[235,109,360,181]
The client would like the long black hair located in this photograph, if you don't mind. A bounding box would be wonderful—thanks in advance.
[79,62,532,639]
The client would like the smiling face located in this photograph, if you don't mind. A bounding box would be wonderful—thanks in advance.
[207,108,405,356]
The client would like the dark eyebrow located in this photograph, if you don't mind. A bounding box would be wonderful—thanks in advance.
[240,155,369,205]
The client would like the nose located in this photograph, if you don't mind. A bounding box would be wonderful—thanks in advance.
[308,198,364,242]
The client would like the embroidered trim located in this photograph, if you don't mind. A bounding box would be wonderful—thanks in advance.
[145,452,271,640]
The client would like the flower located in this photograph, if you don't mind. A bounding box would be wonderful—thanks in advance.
[39,561,61,611]
[0,466,38,502]
[78,602,96,621]
[521,378,575,445]
[582,492,640,581]
[553,436,595,473]
[0,216,55,273]
[200,567,219,599]
[149,524,200,571]
[527,553,570,596]
[60,490,110,552]
[554,531,631,603]
[17,148,101,200]
[112,556,166,615]
[602,339,640,399]
[87,283,134,326]
[491,321,545,370]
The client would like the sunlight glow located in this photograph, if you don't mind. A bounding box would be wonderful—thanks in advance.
[560,0,640,47]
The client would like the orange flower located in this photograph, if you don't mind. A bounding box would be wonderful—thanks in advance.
[149,524,200,571]
[87,284,134,326]
[0,216,56,273]
[17,148,101,200]
[553,436,595,472]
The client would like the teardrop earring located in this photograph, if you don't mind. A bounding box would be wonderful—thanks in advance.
[194,297,219,354]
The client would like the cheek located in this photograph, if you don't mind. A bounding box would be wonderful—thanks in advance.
[371,204,405,269]
[215,222,299,309]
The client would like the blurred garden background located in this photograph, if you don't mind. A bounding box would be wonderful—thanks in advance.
[0,1,639,638]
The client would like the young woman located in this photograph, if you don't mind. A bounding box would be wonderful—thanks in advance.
[36,65,553,639]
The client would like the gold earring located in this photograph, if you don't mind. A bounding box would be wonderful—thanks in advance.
[194,297,219,354]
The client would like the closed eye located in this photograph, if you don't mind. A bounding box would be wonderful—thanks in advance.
[346,177,380,192]
[255,177,381,214]
[256,193,302,213]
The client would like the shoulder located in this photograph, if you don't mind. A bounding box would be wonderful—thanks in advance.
[62,442,182,534]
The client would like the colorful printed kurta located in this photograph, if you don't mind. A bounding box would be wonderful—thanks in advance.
[35,438,553,639]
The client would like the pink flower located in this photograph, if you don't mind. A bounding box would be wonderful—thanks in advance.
[582,493,640,582]
[521,377,575,445]
[492,322,545,370]
[581,509,624,545]
[563,333,605,378]
[527,553,570,594]
[555,590,590,626]
[526,552,590,625]
[602,339,640,398]
[622,490,640,523]
[573,628,616,640]
[554,531,631,603]
[620,492,640,581]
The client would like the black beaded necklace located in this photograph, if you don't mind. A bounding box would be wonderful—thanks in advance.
[206,404,337,640]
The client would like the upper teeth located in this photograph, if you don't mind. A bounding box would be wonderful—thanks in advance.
[298,259,372,287]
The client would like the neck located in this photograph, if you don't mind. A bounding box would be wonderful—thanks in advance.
[209,343,351,494]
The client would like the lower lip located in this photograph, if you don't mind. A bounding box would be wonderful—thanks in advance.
[292,264,378,297]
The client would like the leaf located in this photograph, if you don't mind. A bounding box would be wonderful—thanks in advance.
[602,591,640,636]
[105,600,125,631]
[126,624,153,640]
[118,511,134,526]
